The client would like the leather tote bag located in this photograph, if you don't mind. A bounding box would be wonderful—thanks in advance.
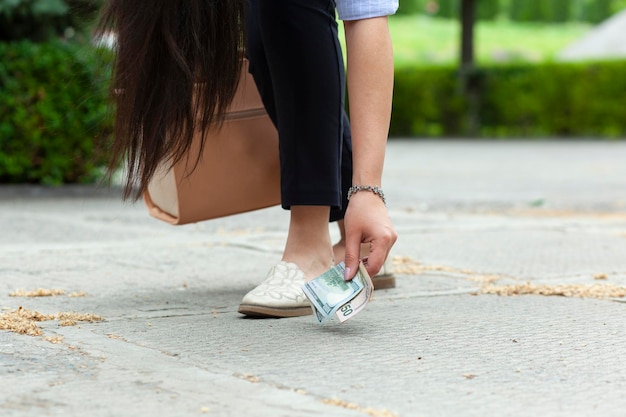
[143,61,280,225]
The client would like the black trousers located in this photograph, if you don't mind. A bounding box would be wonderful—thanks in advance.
[246,0,353,222]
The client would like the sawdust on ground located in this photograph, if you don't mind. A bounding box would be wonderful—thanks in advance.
[508,209,626,220]
[68,291,87,297]
[0,307,104,337]
[481,282,626,299]
[10,288,66,297]
[322,398,397,417]
[392,256,502,283]
[392,256,475,276]
[9,288,88,297]
[392,255,625,300]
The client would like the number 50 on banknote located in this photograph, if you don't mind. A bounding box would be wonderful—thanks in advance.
[302,261,374,324]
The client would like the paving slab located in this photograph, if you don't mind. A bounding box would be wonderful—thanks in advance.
[1,140,625,417]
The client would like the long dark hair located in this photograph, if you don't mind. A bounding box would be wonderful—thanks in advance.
[96,0,246,199]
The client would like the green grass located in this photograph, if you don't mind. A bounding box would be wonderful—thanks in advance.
[340,16,593,68]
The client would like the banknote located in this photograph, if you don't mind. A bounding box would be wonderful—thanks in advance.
[335,262,374,323]
[301,262,364,323]
[302,261,373,324]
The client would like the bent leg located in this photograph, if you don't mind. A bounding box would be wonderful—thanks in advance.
[257,0,346,211]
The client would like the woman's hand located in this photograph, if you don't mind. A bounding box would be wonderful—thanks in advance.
[343,191,397,280]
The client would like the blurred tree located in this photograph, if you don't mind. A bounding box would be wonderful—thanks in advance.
[611,0,626,12]
[545,0,571,22]
[436,0,459,18]
[508,0,578,22]
[0,0,102,42]
[396,0,428,15]
[509,0,544,22]
[0,0,67,41]
[582,0,613,23]
[369,0,623,21]
[508,0,526,21]
[477,0,500,20]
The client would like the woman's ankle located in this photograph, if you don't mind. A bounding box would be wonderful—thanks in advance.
[282,205,334,281]
[332,240,346,264]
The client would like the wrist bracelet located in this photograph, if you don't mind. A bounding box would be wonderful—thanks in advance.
[347,185,386,205]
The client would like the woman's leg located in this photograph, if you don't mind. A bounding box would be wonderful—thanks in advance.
[257,0,345,211]
[251,0,348,279]
[247,0,353,224]
[239,0,349,317]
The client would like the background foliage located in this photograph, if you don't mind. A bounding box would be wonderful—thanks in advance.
[391,60,626,138]
[397,0,626,23]
[0,0,111,184]
[385,16,591,67]
[0,0,102,41]
[0,41,112,184]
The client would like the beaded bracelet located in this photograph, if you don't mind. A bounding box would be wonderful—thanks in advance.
[347,185,386,205]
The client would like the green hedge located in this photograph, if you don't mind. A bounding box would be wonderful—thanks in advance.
[0,41,112,184]
[391,60,626,138]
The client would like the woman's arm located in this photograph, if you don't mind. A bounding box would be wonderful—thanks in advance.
[342,16,397,279]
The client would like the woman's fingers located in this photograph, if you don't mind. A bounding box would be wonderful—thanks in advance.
[343,193,397,280]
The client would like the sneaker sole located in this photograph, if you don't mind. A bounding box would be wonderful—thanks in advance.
[372,273,396,290]
[238,304,312,318]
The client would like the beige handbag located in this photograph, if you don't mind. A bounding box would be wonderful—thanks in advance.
[143,61,280,225]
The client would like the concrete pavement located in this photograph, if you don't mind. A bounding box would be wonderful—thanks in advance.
[1,140,625,417]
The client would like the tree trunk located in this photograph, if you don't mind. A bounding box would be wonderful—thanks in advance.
[460,0,479,136]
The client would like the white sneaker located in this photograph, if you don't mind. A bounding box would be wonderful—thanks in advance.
[238,261,312,318]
